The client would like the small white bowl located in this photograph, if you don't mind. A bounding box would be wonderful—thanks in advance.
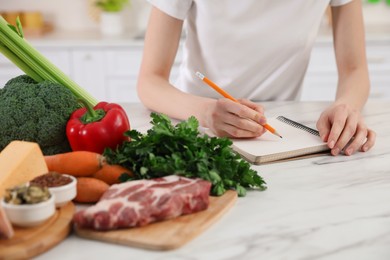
[1,194,55,227]
[48,175,77,208]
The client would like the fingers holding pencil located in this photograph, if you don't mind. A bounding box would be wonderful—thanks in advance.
[196,71,282,138]
[206,98,267,138]
[234,99,282,138]
[237,98,267,124]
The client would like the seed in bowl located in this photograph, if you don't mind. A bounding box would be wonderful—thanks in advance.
[30,171,73,188]
[4,184,51,205]
[31,172,77,208]
[2,184,55,227]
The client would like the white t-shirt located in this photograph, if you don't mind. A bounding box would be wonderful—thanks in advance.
[147,0,352,101]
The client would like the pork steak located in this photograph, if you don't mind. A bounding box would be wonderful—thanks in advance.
[73,175,211,230]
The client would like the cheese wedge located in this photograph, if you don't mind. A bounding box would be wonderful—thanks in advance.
[0,141,48,197]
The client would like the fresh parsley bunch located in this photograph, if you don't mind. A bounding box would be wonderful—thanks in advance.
[104,113,266,196]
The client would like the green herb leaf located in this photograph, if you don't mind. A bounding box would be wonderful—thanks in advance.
[118,173,133,182]
[104,112,267,196]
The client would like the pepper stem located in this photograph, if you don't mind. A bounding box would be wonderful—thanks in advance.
[78,99,106,124]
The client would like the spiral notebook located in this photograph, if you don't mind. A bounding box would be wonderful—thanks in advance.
[208,116,330,165]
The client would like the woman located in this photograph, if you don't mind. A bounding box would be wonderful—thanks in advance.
[137,0,376,156]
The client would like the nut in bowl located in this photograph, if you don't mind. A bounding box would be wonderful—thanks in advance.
[1,184,56,227]
[30,172,77,208]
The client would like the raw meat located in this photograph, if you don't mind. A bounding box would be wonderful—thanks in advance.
[0,204,14,239]
[73,175,211,230]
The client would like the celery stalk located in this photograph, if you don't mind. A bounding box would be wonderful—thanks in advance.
[0,16,98,106]
[0,32,57,82]
[0,43,44,82]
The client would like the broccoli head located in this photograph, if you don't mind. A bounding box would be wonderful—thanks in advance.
[0,75,80,155]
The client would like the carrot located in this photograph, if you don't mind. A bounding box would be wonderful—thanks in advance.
[44,151,105,177]
[74,177,109,203]
[92,164,133,185]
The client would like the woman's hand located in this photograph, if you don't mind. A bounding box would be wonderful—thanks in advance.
[204,98,267,138]
[316,102,376,156]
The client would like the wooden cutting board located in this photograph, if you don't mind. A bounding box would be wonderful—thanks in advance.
[75,190,237,250]
[0,202,75,260]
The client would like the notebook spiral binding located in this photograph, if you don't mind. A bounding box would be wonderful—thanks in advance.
[276,116,320,136]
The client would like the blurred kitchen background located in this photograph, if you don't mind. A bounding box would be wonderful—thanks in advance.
[0,0,389,102]
[0,0,150,36]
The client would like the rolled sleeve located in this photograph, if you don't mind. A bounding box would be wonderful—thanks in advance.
[330,0,353,6]
[147,0,193,20]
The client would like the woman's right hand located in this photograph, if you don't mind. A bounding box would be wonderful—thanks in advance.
[204,98,267,138]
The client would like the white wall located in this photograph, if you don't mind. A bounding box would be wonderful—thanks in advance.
[1,0,389,33]
[0,0,151,33]
[362,1,390,26]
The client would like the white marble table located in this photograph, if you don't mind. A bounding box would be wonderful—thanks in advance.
[36,101,390,260]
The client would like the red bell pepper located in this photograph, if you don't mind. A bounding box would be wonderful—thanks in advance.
[66,100,131,154]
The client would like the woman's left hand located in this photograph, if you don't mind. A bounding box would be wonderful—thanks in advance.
[316,102,376,156]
